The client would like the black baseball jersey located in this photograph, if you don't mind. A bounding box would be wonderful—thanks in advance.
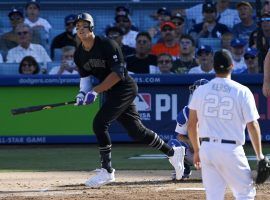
[74,36,129,83]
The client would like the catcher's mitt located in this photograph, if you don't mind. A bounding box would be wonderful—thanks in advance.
[255,157,270,184]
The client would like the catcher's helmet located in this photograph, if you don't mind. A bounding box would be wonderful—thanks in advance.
[74,12,94,31]
[189,79,209,94]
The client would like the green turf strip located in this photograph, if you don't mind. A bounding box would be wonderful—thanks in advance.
[0,143,269,171]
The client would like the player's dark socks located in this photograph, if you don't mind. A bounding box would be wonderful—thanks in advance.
[148,131,174,157]
[99,145,113,173]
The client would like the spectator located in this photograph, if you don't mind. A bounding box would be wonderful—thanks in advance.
[105,25,135,60]
[249,12,270,72]
[115,6,138,31]
[126,32,157,74]
[189,2,230,42]
[230,38,247,73]
[262,0,270,13]
[19,55,40,74]
[49,46,78,75]
[6,23,51,64]
[115,11,138,48]
[0,8,24,56]
[50,14,77,60]
[185,0,240,29]
[148,7,171,43]
[221,31,234,50]
[172,34,197,74]
[232,2,257,42]
[171,12,185,42]
[24,0,52,48]
[188,45,214,74]
[151,21,180,58]
[157,53,174,74]
[243,47,259,74]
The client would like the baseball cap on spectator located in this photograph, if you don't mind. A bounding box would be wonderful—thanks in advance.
[236,1,253,9]
[244,47,258,58]
[65,14,76,25]
[197,45,213,56]
[26,0,40,9]
[202,2,216,13]
[160,21,176,30]
[171,12,185,22]
[105,26,124,37]
[157,7,171,16]
[230,38,247,48]
[115,6,130,15]
[261,12,270,21]
[214,49,233,72]
[8,7,23,18]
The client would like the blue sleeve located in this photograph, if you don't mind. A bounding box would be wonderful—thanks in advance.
[176,106,189,126]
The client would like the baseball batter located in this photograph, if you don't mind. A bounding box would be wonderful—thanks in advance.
[168,79,209,180]
[73,12,185,188]
[188,49,265,200]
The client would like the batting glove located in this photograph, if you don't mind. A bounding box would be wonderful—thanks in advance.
[83,90,98,105]
[74,91,85,106]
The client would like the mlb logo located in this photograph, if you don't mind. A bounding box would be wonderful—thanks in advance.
[134,93,151,111]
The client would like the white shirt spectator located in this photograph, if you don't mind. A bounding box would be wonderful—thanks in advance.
[6,43,51,63]
[122,30,138,48]
[49,66,78,75]
[185,3,240,29]
[24,17,52,33]
[188,65,215,74]
[232,57,247,73]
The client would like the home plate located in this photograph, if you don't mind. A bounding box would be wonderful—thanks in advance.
[176,188,205,191]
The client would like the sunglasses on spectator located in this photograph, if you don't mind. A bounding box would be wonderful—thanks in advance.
[162,27,173,32]
[116,19,130,23]
[22,63,34,67]
[75,25,90,30]
[10,16,22,21]
[244,55,256,60]
[172,21,183,26]
[198,52,211,56]
[264,1,270,5]
[158,59,171,64]
[66,22,74,26]
[17,31,29,35]
[136,39,148,44]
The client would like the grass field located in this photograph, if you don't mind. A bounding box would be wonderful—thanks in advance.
[0,143,269,172]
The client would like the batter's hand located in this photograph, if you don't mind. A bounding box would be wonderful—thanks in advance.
[74,91,85,106]
[193,151,201,170]
[83,90,98,105]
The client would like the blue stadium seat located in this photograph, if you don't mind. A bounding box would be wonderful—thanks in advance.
[0,63,20,75]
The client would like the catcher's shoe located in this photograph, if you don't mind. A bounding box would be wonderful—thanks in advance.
[85,168,115,188]
[171,170,192,180]
[169,146,185,180]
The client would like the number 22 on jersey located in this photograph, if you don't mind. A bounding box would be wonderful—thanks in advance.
[203,94,234,120]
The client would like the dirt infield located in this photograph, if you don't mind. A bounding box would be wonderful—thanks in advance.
[0,170,269,200]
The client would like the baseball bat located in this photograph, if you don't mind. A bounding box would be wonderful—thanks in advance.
[11,100,76,115]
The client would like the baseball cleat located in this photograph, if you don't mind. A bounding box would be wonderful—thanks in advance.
[169,146,185,180]
[85,168,115,188]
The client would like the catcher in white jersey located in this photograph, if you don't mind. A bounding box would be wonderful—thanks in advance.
[168,79,209,180]
[188,49,265,200]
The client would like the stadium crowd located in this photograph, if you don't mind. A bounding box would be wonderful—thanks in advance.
[0,0,269,76]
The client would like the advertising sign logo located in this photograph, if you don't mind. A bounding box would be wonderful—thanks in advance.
[134,93,151,111]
